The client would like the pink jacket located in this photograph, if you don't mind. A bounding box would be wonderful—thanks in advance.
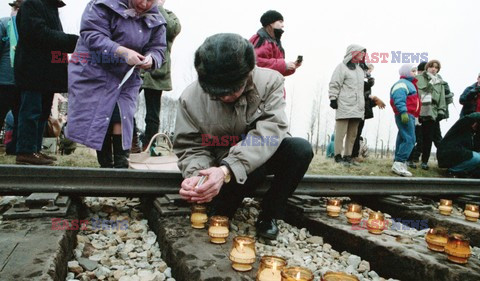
[249,33,295,77]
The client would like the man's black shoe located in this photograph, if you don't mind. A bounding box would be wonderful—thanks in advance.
[334,154,343,163]
[256,218,279,240]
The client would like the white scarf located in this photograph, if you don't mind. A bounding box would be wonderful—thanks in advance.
[427,72,442,85]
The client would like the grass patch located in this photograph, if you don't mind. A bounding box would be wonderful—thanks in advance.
[307,154,445,177]
[0,146,446,177]
[0,145,98,168]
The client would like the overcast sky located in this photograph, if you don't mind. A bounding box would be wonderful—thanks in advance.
[2,0,479,150]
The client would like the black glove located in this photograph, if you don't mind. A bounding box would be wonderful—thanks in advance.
[367,77,375,87]
[436,114,445,121]
[330,99,338,109]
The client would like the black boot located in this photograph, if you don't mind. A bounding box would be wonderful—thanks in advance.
[256,214,279,240]
[334,154,343,163]
[113,135,130,168]
[96,134,113,168]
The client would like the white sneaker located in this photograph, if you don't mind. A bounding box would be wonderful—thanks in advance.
[402,162,413,177]
[392,161,412,177]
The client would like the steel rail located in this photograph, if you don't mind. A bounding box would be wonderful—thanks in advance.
[0,165,479,196]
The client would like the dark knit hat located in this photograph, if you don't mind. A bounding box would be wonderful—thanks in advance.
[260,10,283,27]
[417,61,427,71]
[8,0,23,9]
[194,33,255,97]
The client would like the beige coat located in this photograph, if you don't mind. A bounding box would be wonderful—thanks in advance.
[173,67,289,184]
[328,44,366,120]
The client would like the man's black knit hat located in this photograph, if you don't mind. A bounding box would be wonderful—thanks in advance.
[417,61,427,71]
[260,10,283,27]
[194,33,255,97]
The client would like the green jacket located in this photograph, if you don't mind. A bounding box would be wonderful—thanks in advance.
[417,72,446,121]
[142,7,181,91]
[173,68,288,184]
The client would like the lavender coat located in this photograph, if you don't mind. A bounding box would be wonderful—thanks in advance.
[66,0,166,150]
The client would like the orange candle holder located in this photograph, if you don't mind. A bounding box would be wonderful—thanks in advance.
[326,199,342,217]
[322,271,359,281]
[444,234,472,264]
[345,203,363,225]
[438,199,453,216]
[281,267,313,281]
[464,204,479,222]
[229,236,256,271]
[208,216,229,244]
[190,204,208,229]
[367,211,386,234]
[256,256,287,281]
[425,227,449,252]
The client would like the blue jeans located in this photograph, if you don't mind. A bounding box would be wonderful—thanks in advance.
[394,114,416,162]
[449,152,480,173]
[16,91,54,154]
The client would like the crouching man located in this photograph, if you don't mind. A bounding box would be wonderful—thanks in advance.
[437,112,480,178]
[173,33,313,240]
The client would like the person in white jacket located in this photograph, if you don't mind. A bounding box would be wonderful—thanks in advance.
[328,44,367,165]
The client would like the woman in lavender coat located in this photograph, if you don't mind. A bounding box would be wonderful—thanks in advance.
[66,0,166,168]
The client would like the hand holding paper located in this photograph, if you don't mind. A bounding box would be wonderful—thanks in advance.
[118,54,152,89]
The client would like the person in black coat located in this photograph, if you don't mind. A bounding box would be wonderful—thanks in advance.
[14,0,78,165]
[459,73,480,118]
[351,64,385,163]
[437,112,480,178]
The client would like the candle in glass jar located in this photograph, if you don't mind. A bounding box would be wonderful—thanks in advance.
[367,211,386,234]
[326,199,342,217]
[281,267,313,281]
[464,204,479,222]
[256,256,286,281]
[322,271,360,281]
[425,227,448,252]
[190,204,208,229]
[208,216,229,244]
[345,203,362,224]
[444,233,472,264]
[438,199,453,216]
[230,236,256,271]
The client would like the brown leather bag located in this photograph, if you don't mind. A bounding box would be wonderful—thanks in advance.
[47,117,62,138]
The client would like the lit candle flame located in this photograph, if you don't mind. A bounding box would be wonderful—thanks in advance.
[295,271,301,280]
[238,241,244,253]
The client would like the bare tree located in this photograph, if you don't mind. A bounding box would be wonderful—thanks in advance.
[308,100,317,143]
[315,87,323,154]
[375,109,381,157]
[160,96,179,133]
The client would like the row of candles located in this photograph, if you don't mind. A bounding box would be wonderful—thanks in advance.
[326,199,387,234]
[190,204,359,281]
[438,199,479,222]
[425,227,472,264]
[326,199,477,264]
[432,199,477,264]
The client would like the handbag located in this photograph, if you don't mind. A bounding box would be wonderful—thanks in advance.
[47,117,63,138]
[128,133,180,171]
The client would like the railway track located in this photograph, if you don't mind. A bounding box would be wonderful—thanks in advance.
[1,165,479,281]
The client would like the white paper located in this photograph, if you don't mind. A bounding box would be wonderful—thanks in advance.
[118,54,152,89]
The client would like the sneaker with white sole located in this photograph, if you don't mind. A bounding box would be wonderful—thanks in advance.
[392,161,412,177]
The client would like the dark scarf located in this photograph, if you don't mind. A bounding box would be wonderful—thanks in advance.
[254,28,285,56]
